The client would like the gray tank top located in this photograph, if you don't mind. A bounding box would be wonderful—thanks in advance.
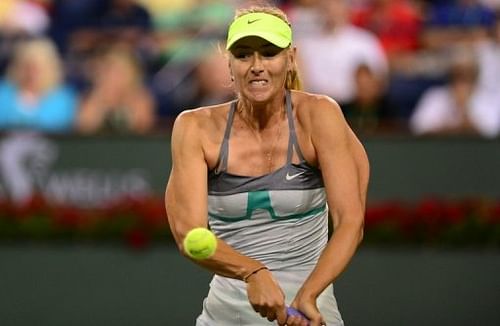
[207,90,329,270]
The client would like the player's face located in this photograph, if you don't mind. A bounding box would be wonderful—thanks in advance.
[229,36,291,104]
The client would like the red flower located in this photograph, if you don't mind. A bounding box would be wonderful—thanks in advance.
[442,202,465,225]
[12,194,50,220]
[489,203,500,223]
[365,201,407,228]
[53,206,84,229]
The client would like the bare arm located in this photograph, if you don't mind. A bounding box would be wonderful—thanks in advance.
[76,93,109,133]
[77,88,155,134]
[292,96,368,324]
[166,110,289,323]
[126,89,156,134]
[348,127,370,208]
[166,110,268,279]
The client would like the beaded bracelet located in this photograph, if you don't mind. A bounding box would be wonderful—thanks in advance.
[243,266,268,283]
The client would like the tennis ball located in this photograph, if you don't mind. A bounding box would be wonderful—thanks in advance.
[183,227,217,260]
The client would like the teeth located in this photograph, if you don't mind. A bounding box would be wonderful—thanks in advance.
[250,80,267,85]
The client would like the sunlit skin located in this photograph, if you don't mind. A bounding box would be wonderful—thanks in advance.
[229,36,295,127]
[166,33,367,326]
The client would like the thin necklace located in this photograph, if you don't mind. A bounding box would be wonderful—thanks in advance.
[266,120,282,172]
[237,103,285,173]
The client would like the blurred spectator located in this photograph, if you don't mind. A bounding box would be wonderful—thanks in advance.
[297,0,388,104]
[0,0,50,36]
[48,0,105,53]
[153,0,233,34]
[191,48,233,107]
[350,1,435,123]
[0,0,51,75]
[351,0,423,63]
[410,47,500,138]
[0,38,78,133]
[151,2,235,120]
[476,11,500,95]
[95,0,152,45]
[49,0,155,92]
[479,0,500,10]
[152,42,233,122]
[343,63,393,133]
[53,0,153,53]
[76,46,155,134]
[136,0,195,17]
[422,0,496,51]
[285,0,324,37]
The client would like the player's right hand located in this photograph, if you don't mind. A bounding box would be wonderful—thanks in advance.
[245,268,287,324]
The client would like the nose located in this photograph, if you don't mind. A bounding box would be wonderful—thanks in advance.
[250,52,264,74]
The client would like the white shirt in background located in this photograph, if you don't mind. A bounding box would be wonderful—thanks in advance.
[297,25,388,104]
[410,86,500,138]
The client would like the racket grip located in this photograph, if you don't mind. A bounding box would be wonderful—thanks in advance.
[286,306,310,325]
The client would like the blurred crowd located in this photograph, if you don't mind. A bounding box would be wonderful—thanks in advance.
[0,0,499,137]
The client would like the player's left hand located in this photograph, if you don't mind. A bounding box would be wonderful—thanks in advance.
[287,298,325,326]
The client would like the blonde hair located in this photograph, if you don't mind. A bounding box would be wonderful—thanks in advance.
[232,5,303,91]
[7,38,63,93]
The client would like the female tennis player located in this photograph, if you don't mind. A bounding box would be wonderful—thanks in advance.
[166,5,369,326]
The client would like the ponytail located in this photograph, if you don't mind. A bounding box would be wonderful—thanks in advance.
[285,61,302,91]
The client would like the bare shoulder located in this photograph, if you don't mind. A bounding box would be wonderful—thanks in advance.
[291,90,345,130]
[172,102,231,140]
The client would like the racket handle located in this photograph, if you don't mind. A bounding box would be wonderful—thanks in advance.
[286,306,310,325]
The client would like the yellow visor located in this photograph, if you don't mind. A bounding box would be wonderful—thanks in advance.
[226,12,292,50]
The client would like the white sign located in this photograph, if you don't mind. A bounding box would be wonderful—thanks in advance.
[0,132,152,207]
